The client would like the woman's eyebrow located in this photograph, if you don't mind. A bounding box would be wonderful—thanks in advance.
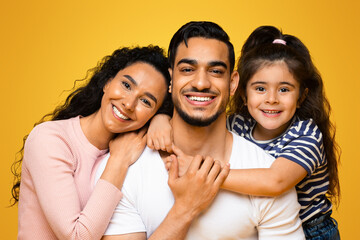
[124,75,137,86]
[124,74,157,104]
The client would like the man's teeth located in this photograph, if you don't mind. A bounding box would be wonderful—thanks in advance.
[188,96,212,102]
[112,106,129,120]
[263,110,280,114]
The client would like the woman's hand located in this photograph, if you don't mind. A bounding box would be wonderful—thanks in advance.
[101,127,147,189]
[147,114,173,153]
[168,154,230,219]
[109,127,147,166]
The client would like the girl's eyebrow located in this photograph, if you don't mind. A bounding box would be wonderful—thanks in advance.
[250,81,266,86]
[279,82,296,88]
[250,81,296,88]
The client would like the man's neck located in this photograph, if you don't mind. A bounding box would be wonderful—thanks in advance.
[171,111,233,164]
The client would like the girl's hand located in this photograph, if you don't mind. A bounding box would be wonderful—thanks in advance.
[168,154,230,218]
[109,127,147,167]
[147,114,173,153]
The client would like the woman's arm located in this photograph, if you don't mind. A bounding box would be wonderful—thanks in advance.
[22,125,146,240]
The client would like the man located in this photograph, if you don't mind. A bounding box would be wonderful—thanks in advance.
[95,21,304,239]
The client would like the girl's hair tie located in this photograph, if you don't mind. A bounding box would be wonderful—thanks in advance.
[272,39,286,45]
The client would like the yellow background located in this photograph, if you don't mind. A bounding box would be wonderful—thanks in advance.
[1,0,359,238]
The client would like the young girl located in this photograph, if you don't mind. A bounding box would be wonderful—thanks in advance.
[148,26,341,239]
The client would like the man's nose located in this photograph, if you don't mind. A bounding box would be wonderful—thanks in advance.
[191,69,211,91]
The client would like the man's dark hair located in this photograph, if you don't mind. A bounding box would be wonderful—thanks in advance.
[168,21,235,72]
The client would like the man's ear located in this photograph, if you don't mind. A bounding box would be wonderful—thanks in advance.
[230,71,239,96]
[297,88,309,108]
[168,68,173,93]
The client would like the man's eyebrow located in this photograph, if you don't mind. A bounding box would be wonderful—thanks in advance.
[124,75,158,104]
[124,75,137,86]
[177,58,197,66]
[208,61,227,69]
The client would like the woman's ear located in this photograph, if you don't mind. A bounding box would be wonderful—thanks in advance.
[297,88,308,107]
[103,79,112,93]
[230,71,239,96]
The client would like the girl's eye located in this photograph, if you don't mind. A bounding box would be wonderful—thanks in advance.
[255,86,265,92]
[122,81,131,90]
[141,98,152,107]
[279,88,289,93]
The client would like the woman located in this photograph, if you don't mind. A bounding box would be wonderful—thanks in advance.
[12,46,172,239]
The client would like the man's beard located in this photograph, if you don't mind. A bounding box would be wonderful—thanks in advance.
[173,98,226,127]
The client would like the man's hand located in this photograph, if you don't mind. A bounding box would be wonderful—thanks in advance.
[168,154,230,219]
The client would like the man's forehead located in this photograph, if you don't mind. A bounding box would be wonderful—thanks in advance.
[174,37,230,66]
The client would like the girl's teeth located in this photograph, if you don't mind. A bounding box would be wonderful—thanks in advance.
[263,110,280,114]
[112,106,129,120]
[188,96,212,102]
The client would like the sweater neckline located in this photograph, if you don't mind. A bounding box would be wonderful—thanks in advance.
[71,116,109,157]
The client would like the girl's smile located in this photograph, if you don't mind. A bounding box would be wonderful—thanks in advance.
[245,61,304,140]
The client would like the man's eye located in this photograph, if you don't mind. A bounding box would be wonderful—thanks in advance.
[122,81,131,90]
[180,68,193,73]
[210,69,223,74]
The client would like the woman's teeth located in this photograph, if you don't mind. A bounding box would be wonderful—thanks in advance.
[113,106,129,120]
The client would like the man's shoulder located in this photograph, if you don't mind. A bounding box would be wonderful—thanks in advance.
[230,132,274,169]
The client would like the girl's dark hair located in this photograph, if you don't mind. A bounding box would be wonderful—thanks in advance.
[11,45,172,204]
[228,26,340,205]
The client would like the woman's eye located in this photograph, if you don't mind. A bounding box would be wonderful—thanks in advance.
[141,98,151,107]
[122,81,131,90]
[255,87,265,92]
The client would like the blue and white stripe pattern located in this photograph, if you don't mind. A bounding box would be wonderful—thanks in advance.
[227,114,332,222]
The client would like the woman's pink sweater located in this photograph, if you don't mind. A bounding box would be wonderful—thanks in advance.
[18,116,122,239]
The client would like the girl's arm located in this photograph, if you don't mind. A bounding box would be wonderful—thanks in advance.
[148,114,307,197]
[147,114,173,152]
[222,157,307,196]
[171,145,307,197]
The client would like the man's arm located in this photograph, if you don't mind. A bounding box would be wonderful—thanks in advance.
[102,155,230,240]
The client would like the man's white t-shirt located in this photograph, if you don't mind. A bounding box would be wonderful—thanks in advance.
[94,133,305,239]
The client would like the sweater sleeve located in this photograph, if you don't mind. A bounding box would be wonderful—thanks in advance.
[23,124,123,240]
